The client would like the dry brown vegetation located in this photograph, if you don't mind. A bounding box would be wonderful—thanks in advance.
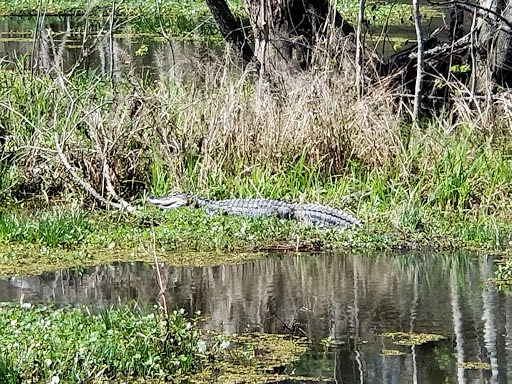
[2,49,512,228]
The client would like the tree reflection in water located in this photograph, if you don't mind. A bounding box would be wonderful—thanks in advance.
[0,251,506,383]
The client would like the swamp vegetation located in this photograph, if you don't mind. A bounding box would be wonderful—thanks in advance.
[0,0,512,275]
[0,304,202,382]
[0,302,307,383]
[0,0,415,38]
[2,0,512,381]
[1,51,512,257]
[1,251,507,383]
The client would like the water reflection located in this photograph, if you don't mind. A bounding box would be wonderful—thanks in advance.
[0,16,219,80]
[0,251,509,383]
[0,13,452,78]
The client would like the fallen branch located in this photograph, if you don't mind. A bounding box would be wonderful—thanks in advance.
[385,33,471,76]
[54,128,136,213]
[87,109,136,213]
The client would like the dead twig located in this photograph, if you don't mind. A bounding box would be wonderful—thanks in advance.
[53,97,136,213]
[151,229,168,318]
[87,109,136,212]
[54,128,136,212]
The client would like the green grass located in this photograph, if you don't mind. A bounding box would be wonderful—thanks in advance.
[0,355,20,384]
[0,209,93,248]
[0,200,508,259]
[0,206,352,252]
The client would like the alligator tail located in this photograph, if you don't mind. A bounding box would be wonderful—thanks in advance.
[292,203,362,227]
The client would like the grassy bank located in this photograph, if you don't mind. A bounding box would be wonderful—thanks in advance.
[1,50,512,269]
[0,57,512,249]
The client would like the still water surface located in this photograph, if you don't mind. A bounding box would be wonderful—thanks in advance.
[0,251,509,383]
[0,13,450,77]
[0,15,220,80]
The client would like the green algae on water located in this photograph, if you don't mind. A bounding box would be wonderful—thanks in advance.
[382,331,445,346]
[190,333,310,384]
[0,245,266,278]
[457,361,491,370]
[380,349,405,356]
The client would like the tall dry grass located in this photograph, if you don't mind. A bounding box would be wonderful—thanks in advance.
[2,48,512,227]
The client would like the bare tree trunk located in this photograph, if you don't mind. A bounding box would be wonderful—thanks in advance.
[412,0,424,121]
[494,2,512,86]
[244,0,354,75]
[205,0,256,66]
[245,0,297,73]
[475,0,512,91]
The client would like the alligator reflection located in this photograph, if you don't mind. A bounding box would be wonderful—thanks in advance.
[0,251,507,383]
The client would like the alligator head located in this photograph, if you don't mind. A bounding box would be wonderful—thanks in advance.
[146,192,192,209]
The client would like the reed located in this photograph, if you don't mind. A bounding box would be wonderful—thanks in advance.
[2,52,512,250]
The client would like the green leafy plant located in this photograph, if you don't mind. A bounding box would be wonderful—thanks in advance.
[0,303,204,382]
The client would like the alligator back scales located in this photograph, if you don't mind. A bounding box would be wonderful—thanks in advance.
[147,193,361,228]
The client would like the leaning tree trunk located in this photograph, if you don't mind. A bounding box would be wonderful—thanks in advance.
[475,0,512,91]
[244,0,355,74]
[205,0,255,66]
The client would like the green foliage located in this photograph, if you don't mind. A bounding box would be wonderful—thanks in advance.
[450,64,471,73]
[0,0,422,37]
[151,157,173,197]
[0,355,21,384]
[0,303,203,382]
[0,210,93,247]
[429,142,482,210]
[0,302,307,383]
[338,0,416,26]
[495,261,512,287]
[198,154,345,203]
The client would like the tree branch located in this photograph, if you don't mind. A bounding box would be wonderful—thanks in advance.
[205,0,257,66]
[427,0,512,33]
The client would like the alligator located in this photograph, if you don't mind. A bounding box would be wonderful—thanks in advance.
[147,192,361,228]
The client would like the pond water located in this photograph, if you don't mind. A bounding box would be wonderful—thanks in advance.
[0,250,509,383]
[0,16,221,81]
[0,13,451,78]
